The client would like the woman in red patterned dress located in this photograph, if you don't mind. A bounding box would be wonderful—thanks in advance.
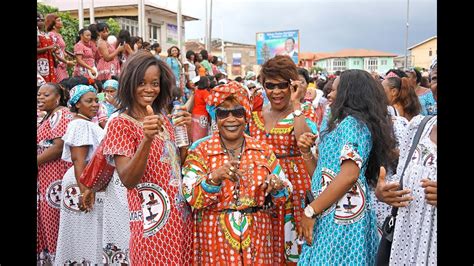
[37,82,73,264]
[45,14,75,83]
[102,51,193,265]
[96,22,124,82]
[182,81,293,265]
[73,29,97,79]
[37,12,57,83]
[248,55,319,265]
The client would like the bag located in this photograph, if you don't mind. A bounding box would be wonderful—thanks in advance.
[79,139,115,192]
[375,115,433,265]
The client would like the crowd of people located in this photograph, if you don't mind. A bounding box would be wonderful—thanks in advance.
[37,10,438,265]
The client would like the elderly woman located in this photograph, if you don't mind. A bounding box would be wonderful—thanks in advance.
[55,85,106,265]
[102,51,193,265]
[37,82,73,264]
[249,55,318,264]
[182,81,293,265]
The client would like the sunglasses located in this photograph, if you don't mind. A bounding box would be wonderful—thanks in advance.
[215,106,246,119]
[264,81,289,90]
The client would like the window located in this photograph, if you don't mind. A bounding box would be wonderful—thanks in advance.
[429,50,432,56]
[366,58,378,72]
[381,60,387,65]
[249,50,255,57]
[354,61,359,65]
[333,58,347,71]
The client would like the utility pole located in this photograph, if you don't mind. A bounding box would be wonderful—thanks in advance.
[209,0,213,52]
[177,0,182,55]
[138,0,145,38]
[205,0,208,50]
[404,0,410,70]
[79,0,84,29]
[90,0,95,24]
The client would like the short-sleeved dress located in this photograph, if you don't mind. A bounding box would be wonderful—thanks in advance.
[73,41,97,79]
[102,113,193,265]
[54,119,105,265]
[390,115,437,265]
[96,40,121,81]
[49,31,69,82]
[37,31,57,83]
[418,89,437,115]
[249,103,319,264]
[298,115,379,265]
[182,133,292,265]
[37,108,73,264]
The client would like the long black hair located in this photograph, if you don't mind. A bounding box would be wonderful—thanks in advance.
[324,69,396,187]
[117,51,175,115]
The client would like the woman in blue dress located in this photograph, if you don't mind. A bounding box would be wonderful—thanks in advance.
[296,69,396,265]
[406,68,437,115]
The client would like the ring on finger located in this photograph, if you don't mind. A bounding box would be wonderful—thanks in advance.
[228,171,233,176]
[230,166,235,171]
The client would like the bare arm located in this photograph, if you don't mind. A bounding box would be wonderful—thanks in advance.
[308,160,359,214]
[98,41,123,62]
[113,138,153,189]
[183,63,190,83]
[292,101,312,142]
[37,138,64,166]
[37,45,56,54]
[70,145,91,192]
[75,54,94,71]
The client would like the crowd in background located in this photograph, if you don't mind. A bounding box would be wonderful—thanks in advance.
[37,10,438,265]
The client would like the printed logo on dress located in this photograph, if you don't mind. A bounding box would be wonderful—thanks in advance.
[46,180,62,209]
[317,167,337,217]
[137,183,171,238]
[334,179,366,225]
[49,110,62,129]
[63,184,82,212]
[37,58,50,76]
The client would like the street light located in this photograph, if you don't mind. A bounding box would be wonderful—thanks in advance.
[404,0,410,70]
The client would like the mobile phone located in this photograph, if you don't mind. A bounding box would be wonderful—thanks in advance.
[305,190,315,206]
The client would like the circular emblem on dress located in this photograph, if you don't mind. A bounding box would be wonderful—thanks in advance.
[37,58,50,76]
[137,183,171,237]
[46,180,62,209]
[111,251,128,263]
[49,110,62,129]
[334,180,366,224]
[63,184,82,212]
[102,251,110,264]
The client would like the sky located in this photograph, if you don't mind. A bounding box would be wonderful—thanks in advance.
[164,0,436,56]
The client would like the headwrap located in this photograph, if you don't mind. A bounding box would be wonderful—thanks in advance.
[206,81,252,120]
[385,71,399,79]
[68,84,96,106]
[103,79,119,90]
[244,71,256,80]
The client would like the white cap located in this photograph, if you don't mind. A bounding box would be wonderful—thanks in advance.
[192,76,201,84]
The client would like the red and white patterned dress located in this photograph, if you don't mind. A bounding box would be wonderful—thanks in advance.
[249,103,319,265]
[37,30,57,83]
[49,31,69,82]
[182,132,292,265]
[96,40,121,81]
[102,113,193,265]
[37,107,73,263]
[73,41,96,79]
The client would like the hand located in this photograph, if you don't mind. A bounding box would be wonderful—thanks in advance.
[260,174,285,196]
[421,179,437,207]
[210,160,241,184]
[143,105,165,141]
[67,60,75,67]
[297,132,318,153]
[90,68,97,76]
[117,44,125,52]
[297,214,316,245]
[289,79,304,104]
[81,188,96,211]
[375,167,413,207]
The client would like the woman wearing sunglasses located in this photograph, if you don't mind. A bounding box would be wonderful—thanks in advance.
[248,55,319,264]
[182,81,292,265]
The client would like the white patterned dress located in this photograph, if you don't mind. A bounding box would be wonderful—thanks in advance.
[389,115,437,265]
[55,119,105,265]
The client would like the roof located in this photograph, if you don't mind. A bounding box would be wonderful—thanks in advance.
[300,49,398,61]
[408,36,437,50]
[40,0,199,21]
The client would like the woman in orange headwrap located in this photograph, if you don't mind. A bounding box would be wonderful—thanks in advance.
[182,81,293,265]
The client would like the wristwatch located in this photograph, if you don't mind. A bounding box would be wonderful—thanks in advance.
[304,205,318,219]
[293,109,303,117]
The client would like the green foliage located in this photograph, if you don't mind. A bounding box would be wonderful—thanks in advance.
[413,66,423,72]
[311,66,325,74]
[106,18,121,37]
[37,3,58,14]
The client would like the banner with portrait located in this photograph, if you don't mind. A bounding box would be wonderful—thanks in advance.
[256,30,299,65]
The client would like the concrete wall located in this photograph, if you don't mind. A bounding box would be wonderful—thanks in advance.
[410,38,437,69]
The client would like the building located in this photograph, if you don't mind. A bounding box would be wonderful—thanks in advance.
[310,49,398,74]
[40,0,198,53]
[393,55,413,70]
[408,36,437,69]
[185,38,257,79]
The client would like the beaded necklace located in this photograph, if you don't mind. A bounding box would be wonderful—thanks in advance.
[220,137,245,207]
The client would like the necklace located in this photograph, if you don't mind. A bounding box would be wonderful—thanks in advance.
[220,137,245,206]
[76,113,92,121]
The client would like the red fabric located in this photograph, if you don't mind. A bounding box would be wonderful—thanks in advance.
[79,139,114,192]
[206,81,252,120]
[102,114,193,265]
[37,32,57,83]
[252,94,264,112]
[49,31,69,82]
[37,108,73,256]
[73,41,96,78]
[192,89,210,116]
[96,40,121,80]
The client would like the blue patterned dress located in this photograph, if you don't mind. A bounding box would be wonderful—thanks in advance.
[418,90,437,115]
[298,115,379,265]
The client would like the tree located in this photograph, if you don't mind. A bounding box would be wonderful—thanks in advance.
[106,18,121,37]
[311,66,324,75]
